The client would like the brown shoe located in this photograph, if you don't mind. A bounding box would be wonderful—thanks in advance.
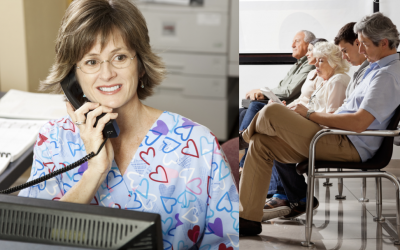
[239,217,262,236]
[239,130,249,150]
[262,197,291,221]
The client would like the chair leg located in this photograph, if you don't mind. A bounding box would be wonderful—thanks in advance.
[323,168,332,187]
[373,177,385,222]
[301,173,316,247]
[335,169,346,200]
[358,177,369,202]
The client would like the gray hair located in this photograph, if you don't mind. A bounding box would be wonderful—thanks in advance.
[354,12,400,49]
[313,42,350,74]
[301,30,316,43]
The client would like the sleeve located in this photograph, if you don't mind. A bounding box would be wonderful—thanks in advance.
[198,133,239,250]
[272,64,315,101]
[360,71,400,123]
[325,75,349,113]
[18,123,64,200]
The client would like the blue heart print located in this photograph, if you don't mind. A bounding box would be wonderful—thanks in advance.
[162,137,181,153]
[163,240,173,250]
[50,141,59,149]
[144,130,162,146]
[136,178,149,199]
[219,159,231,181]
[226,185,239,203]
[49,126,59,141]
[178,240,189,250]
[106,170,123,189]
[206,208,215,219]
[63,183,72,194]
[161,217,173,235]
[177,190,197,208]
[231,211,239,232]
[161,196,178,214]
[72,172,83,182]
[174,125,194,141]
[125,193,142,210]
[199,245,211,250]
[200,136,213,155]
[216,192,233,213]
[159,184,175,197]
[35,160,44,171]
[67,142,84,157]
[41,148,52,160]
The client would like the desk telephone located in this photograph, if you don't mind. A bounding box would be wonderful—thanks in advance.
[0,70,120,194]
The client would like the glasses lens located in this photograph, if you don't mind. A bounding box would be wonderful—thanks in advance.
[81,59,100,74]
[111,54,131,69]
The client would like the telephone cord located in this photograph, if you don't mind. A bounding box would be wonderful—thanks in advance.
[0,136,109,194]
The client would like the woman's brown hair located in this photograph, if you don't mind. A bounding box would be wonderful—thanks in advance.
[40,0,165,100]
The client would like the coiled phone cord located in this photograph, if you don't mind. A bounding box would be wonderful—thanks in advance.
[0,136,109,194]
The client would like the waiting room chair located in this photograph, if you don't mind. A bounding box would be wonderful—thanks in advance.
[296,105,400,247]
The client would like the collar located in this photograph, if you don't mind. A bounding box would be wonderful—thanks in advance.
[297,55,308,65]
[371,53,399,69]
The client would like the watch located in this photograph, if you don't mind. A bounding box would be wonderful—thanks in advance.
[306,109,315,120]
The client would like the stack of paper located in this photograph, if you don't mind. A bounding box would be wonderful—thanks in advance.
[0,89,68,171]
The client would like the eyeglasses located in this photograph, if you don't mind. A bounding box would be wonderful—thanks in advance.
[77,54,136,74]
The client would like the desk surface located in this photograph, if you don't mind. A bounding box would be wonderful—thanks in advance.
[0,91,34,191]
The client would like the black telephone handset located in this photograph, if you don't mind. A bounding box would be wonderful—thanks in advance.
[60,70,120,138]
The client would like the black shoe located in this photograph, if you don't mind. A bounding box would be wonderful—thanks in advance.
[282,197,319,219]
[239,130,249,150]
[239,217,262,236]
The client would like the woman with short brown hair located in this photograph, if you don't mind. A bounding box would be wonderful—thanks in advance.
[19,1,238,249]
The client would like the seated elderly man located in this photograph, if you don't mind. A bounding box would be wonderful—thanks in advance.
[240,30,316,174]
[262,22,370,221]
[239,12,400,235]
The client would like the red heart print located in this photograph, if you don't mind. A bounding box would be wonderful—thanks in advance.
[90,196,99,205]
[139,147,155,165]
[188,225,200,243]
[218,243,233,250]
[149,165,169,183]
[43,162,56,173]
[38,133,48,146]
[59,118,75,132]
[210,132,220,150]
[181,139,199,158]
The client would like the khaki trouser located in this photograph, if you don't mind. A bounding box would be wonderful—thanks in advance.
[239,104,360,222]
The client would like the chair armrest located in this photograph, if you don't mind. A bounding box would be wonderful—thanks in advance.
[318,128,400,137]
[306,128,400,177]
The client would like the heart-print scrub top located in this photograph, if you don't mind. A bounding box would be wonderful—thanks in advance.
[19,111,239,250]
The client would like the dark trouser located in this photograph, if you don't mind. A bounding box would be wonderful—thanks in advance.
[273,161,307,203]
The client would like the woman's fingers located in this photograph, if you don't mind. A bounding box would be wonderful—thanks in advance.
[94,113,118,135]
[86,105,114,129]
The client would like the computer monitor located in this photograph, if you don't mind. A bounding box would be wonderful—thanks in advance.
[0,194,163,249]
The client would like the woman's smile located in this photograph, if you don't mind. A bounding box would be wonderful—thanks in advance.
[96,84,123,95]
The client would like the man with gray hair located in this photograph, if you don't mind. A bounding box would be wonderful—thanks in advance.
[239,30,316,129]
[239,12,400,236]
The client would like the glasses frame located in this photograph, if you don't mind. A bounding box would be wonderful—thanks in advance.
[77,54,136,74]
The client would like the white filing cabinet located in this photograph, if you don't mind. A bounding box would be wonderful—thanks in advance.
[135,0,238,141]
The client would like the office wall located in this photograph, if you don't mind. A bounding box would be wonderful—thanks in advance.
[0,0,67,93]
[24,0,67,92]
[0,0,28,92]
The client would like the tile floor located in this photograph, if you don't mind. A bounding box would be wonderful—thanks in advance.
[239,161,400,250]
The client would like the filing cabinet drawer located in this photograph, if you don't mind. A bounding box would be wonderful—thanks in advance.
[156,74,227,98]
[160,52,227,76]
[140,9,228,53]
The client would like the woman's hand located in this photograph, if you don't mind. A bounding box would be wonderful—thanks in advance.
[66,102,118,176]
[282,100,287,106]
[289,103,308,118]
